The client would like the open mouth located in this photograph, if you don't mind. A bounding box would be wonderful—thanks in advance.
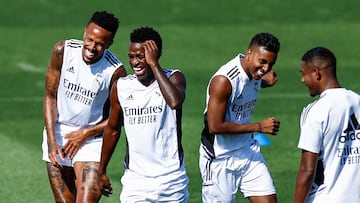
[133,67,142,71]
[133,66,146,76]
[257,69,264,77]
[82,48,98,63]
[85,49,95,58]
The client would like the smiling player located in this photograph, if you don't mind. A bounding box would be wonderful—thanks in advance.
[42,11,126,203]
[200,32,281,203]
[98,26,189,202]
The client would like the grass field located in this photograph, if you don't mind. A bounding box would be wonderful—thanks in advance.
[1,0,360,202]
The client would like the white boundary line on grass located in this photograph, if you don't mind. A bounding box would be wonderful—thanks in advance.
[17,62,44,73]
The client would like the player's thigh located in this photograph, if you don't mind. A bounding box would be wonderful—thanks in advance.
[73,161,102,202]
[46,162,76,203]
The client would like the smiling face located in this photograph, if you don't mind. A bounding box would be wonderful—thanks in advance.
[300,61,320,97]
[128,42,154,84]
[82,22,113,64]
[243,46,278,80]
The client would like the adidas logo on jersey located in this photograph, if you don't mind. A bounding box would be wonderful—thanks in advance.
[126,94,134,100]
[339,113,360,143]
[66,66,75,73]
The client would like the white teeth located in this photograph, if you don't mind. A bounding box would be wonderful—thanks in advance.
[86,49,94,57]
[257,70,264,76]
[133,67,142,71]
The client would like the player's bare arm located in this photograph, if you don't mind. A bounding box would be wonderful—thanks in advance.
[99,83,123,196]
[143,40,186,109]
[294,150,318,203]
[208,75,280,135]
[43,40,65,167]
[110,65,127,84]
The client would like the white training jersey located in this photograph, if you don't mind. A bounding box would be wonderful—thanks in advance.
[298,88,360,202]
[116,69,185,177]
[56,39,122,131]
[201,54,261,159]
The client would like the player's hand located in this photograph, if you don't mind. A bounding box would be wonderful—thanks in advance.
[261,70,278,88]
[63,129,87,159]
[259,117,280,135]
[48,142,64,168]
[99,173,113,197]
[143,40,159,68]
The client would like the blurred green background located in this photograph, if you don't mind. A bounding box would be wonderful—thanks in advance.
[1,0,360,202]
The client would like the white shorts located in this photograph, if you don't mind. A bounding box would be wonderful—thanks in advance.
[42,127,103,167]
[305,183,327,203]
[199,142,276,202]
[120,166,189,202]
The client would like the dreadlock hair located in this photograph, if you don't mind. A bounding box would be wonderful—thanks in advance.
[88,11,119,38]
[249,32,280,53]
[130,26,163,58]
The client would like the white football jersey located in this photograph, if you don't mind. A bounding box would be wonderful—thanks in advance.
[298,88,360,202]
[201,54,261,158]
[116,69,185,177]
[57,39,122,131]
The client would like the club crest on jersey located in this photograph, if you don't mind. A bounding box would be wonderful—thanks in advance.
[155,91,162,97]
[95,73,103,86]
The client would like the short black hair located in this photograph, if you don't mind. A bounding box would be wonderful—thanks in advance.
[130,26,163,58]
[302,47,337,79]
[301,47,336,68]
[88,11,119,37]
[249,32,280,53]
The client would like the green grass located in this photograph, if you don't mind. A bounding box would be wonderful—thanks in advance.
[1,0,360,202]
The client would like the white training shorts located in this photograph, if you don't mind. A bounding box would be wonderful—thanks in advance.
[42,127,103,167]
[199,141,276,202]
[304,183,327,203]
[120,166,189,203]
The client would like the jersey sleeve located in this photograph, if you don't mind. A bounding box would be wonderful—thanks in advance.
[298,106,324,153]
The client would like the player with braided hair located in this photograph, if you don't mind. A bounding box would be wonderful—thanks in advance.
[42,11,126,203]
